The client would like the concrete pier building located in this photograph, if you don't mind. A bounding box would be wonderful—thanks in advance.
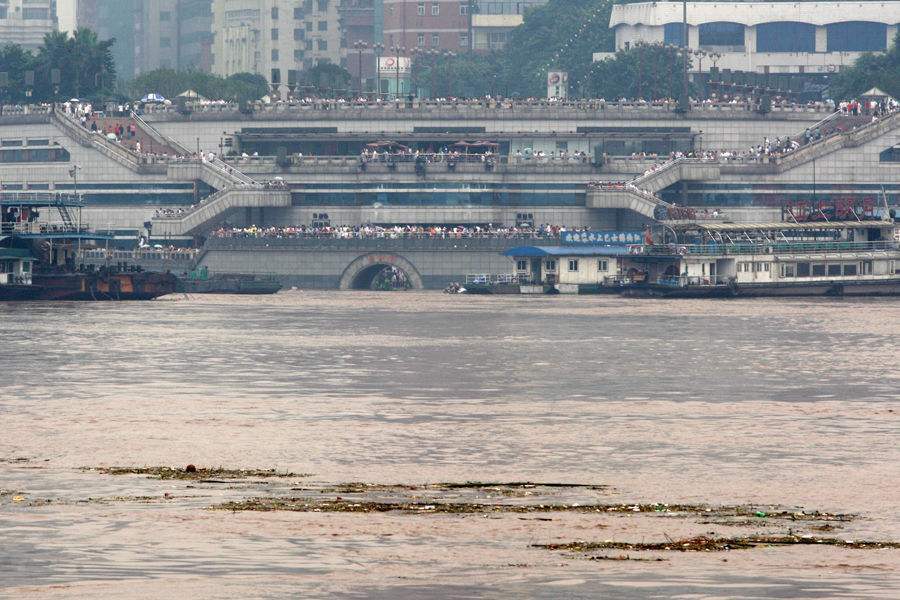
[0,99,897,288]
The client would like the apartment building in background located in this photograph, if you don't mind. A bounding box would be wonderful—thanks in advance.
[134,0,215,75]
[212,0,343,91]
[382,0,470,51]
[471,0,545,51]
[0,0,59,51]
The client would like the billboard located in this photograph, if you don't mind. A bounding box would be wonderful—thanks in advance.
[378,56,411,76]
[561,231,644,245]
[547,70,568,99]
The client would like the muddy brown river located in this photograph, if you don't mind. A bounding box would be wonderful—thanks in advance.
[1,292,899,598]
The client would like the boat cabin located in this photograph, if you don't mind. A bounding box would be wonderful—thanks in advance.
[0,247,34,286]
[504,245,630,293]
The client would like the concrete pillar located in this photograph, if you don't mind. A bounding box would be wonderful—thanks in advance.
[815,26,827,53]
[688,25,699,51]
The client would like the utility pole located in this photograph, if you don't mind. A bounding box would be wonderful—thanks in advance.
[677,0,690,113]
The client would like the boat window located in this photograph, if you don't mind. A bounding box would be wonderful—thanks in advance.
[568,259,579,272]
[763,263,770,272]
[827,264,842,276]
[797,262,811,277]
[812,264,827,276]
[545,260,556,272]
[862,260,873,274]
[0,260,12,273]
[843,263,857,276]
[21,261,30,273]
[516,259,527,271]
[780,263,795,278]
[598,259,608,272]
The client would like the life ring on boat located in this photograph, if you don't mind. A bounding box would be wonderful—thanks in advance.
[628,244,644,254]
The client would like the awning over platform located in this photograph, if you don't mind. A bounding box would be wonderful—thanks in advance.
[504,245,634,257]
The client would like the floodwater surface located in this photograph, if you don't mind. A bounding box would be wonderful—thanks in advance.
[1,292,899,598]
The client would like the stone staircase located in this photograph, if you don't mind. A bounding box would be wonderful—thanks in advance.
[152,186,292,237]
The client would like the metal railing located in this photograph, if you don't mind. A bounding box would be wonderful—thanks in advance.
[649,240,898,256]
[1,221,86,235]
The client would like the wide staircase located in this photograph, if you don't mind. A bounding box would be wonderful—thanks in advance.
[587,158,720,218]
[151,185,292,237]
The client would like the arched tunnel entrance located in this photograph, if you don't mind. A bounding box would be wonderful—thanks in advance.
[339,254,424,290]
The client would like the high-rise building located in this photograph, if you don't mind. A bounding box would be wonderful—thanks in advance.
[382,0,470,52]
[134,0,214,75]
[0,0,59,52]
[339,0,379,90]
[471,0,546,52]
[212,0,343,92]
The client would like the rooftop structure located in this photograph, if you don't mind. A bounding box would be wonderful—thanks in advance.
[609,2,900,76]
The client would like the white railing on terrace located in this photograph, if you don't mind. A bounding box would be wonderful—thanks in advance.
[138,98,835,117]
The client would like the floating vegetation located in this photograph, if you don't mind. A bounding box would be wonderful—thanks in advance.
[534,535,900,553]
[295,481,610,495]
[211,497,855,521]
[84,466,311,480]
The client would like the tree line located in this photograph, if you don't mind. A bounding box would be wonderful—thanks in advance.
[0,29,116,102]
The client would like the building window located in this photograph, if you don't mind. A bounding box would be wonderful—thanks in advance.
[23,8,50,19]
[306,21,313,31]
[417,33,425,46]
[459,32,468,47]
[159,11,171,21]
[271,49,279,61]
[294,49,304,61]
[417,3,425,15]
[294,7,304,19]
[516,260,528,272]
[698,22,744,48]
[827,21,888,52]
[568,259,579,272]
[318,20,327,31]
[271,28,279,40]
[431,4,440,16]
[663,22,685,46]
[317,0,328,11]
[305,39,313,49]
[271,6,278,19]
[459,3,467,15]
[294,28,304,40]
[880,145,900,162]
[756,22,815,53]
[160,37,171,48]
[598,259,608,272]
[431,33,440,46]
[317,39,327,51]
[270,68,281,84]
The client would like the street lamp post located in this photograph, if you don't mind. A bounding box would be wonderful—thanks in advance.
[443,50,456,97]
[374,43,384,99]
[391,44,405,99]
[354,41,367,96]
[678,0,690,113]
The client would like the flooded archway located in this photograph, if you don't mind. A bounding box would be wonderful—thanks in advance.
[339,254,424,290]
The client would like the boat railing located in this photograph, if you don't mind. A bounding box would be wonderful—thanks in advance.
[649,240,898,256]
[655,275,732,288]
[1,221,87,236]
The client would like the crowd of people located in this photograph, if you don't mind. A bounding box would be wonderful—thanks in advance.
[209,223,583,240]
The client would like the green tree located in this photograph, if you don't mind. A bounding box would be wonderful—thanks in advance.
[829,31,900,100]
[585,42,693,100]
[129,70,268,103]
[301,63,353,96]
[0,44,36,103]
